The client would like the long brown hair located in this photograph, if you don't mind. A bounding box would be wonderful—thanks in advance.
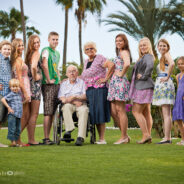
[158,39,170,71]
[115,34,132,62]
[10,38,23,67]
[25,35,40,65]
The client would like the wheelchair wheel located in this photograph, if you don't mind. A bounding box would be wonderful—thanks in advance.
[90,124,96,144]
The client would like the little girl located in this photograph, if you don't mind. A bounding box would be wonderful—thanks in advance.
[172,56,184,145]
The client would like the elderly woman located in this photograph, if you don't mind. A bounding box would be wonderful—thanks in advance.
[129,37,155,144]
[81,42,114,144]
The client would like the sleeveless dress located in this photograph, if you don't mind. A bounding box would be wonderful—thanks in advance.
[152,64,175,105]
[107,56,129,101]
[172,74,184,122]
[28,60,42,100]
[13,63,31,102]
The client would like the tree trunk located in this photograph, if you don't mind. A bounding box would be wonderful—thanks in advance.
[20,0,26,56]
[11,32,16,42]
[63,8,68,66]
[79,16,83,66]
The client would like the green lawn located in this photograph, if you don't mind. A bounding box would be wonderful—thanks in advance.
[0,117,184,184]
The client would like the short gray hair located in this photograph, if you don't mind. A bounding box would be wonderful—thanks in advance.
[83,41,97,53]
[66,64,78,73]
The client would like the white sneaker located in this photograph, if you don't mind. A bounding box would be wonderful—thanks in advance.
[176,140,184,146]
[0,143,8,147]
[95,140,107,144]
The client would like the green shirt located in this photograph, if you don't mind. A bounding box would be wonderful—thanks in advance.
[41,47,60,84]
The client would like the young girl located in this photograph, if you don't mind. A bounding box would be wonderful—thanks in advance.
[25,35,42,145]
[172,56,184,145]
[11,38,31,146]
[107,34,131,144]
[152,39,175,144]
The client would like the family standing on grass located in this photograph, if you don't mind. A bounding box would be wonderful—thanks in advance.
[0,31,184,147]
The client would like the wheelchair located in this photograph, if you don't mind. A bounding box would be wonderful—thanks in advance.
[53,102,96,145]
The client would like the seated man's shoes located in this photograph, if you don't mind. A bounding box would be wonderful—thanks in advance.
[63,131,72,139]
[75,137,84,146]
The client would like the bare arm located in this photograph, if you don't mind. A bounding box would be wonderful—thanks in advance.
[115,50,130,77]
[1,98,14,114]
[160,52,175,82]
[31,51,41,81]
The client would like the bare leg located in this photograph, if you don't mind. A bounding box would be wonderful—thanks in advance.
[27,100,40,144]
[132,103,150,141]
[143,104,153,136]
[161,105,172,140]
[96,123,106,141]
[115,101,128,142]
[177,120,184,141]
[43,115,53,139]
[111,102,119,126]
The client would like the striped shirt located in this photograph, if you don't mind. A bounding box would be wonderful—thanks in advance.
[4,91,23,118]
[0,53,12,96]
[58,78,86,98]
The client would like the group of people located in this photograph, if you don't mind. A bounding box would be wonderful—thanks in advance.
[0,31,184,147]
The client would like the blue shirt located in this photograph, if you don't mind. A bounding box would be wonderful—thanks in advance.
[4,91,23,118]
[0,53,12,96]
[58,78,86,98]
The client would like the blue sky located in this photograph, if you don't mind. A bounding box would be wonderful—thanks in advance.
[1,0,184,65]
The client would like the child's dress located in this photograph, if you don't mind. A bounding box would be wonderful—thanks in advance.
[173,74,184,122]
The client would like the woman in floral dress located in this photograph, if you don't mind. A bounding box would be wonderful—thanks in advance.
[107,34,131,144]
[152,39,175,144]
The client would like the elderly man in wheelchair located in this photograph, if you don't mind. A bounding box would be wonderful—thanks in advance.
[58,65,88,146]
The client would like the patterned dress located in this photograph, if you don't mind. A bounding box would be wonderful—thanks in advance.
[107,56,130,101]
[172,74,184,121]
[152,64,175,106]
[13,63,31,102]
[28,60,42,100]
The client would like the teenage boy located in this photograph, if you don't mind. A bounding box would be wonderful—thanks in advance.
[41,32,60,145]
[0,41,12,147]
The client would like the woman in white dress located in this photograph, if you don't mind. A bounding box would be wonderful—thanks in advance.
[152,39,175,144]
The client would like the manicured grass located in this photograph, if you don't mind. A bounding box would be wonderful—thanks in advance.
[0,123,184,184]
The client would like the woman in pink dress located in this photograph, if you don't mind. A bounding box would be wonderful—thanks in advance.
[11,38,31,146]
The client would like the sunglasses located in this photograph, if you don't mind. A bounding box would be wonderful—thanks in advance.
[85,48,94,51]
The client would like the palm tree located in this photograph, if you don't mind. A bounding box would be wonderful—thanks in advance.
[56,0,74,66]
[75,0,106,65]
[20,0,26,53]
[0,7,40,42]
[161,0,184,40]
[103,0,170,58]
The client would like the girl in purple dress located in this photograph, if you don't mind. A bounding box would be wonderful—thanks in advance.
[107,34,131,144]
[172,56,184,146]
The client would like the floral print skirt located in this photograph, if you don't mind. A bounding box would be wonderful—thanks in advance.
[107,75,130,101]
[152,77,175,106]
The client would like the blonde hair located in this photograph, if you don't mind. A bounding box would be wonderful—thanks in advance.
[158,39,170,71]
[25,35,40,65]
[138,37,154,60]
[0,40,12,51]
[9,79,20,88]
[177,56,184,65]
[83,42,97,53]
[11,38,23,67]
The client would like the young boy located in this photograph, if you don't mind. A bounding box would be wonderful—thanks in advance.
[0,40,12,147]
[1,79,23,147]
[41,32,60,145]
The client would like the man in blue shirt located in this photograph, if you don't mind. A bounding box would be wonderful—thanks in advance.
[0,40,12,147]
[58,65,88,146]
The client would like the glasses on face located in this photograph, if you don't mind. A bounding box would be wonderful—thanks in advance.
[68,70,77,74]
[85,48,94,51]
